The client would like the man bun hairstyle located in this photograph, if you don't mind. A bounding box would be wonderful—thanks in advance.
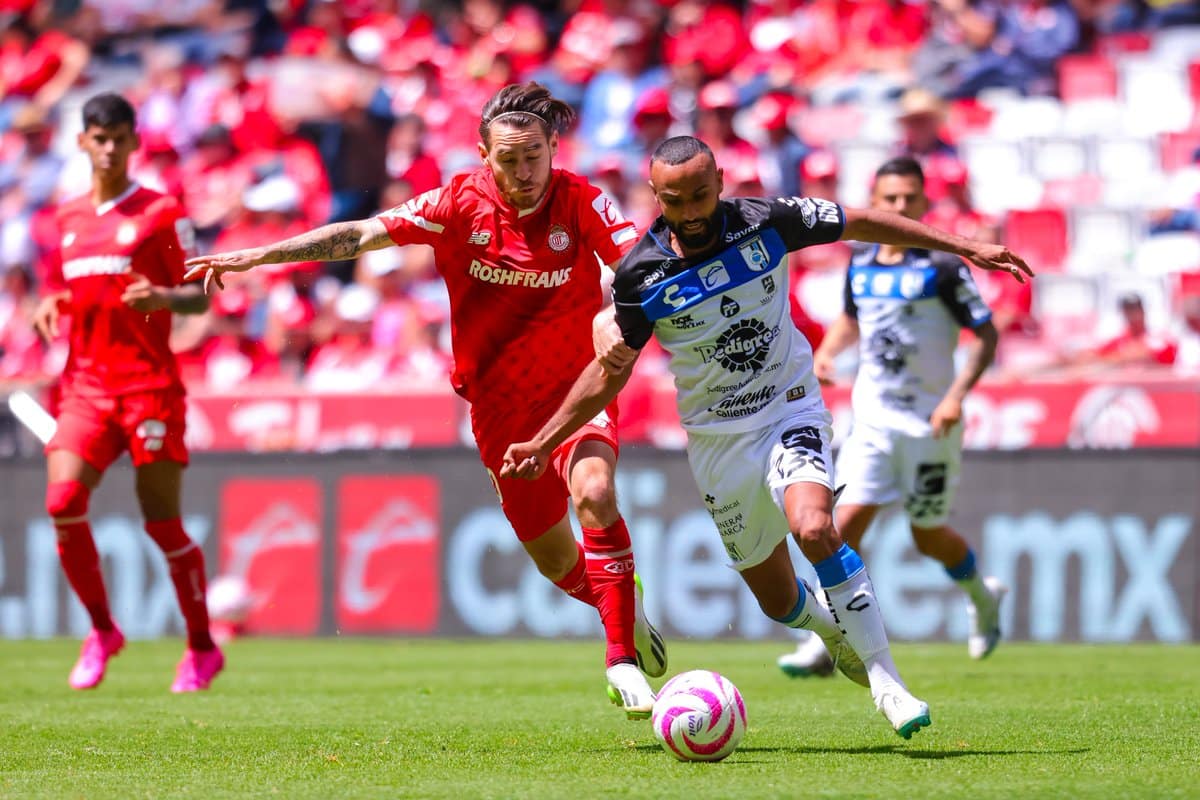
[650,135,715,167]
[82,92,137,131]
[479,82,575,147]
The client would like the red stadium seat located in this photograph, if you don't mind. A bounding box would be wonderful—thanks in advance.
[1058,54,1118,102]
[792,104,864,148]
[1190,60,1200,103]
[1176,270,1200,300]
[1161,130,1200,171]
[1096,31,1152,56]
[1004,207,1069,273]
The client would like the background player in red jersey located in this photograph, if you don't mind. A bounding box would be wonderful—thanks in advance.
[32,93,223,693]
[184,82,667,719]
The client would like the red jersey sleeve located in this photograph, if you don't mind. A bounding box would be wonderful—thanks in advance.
[140,197,191,286]
[375,186,455,248]
[576,181,639,266]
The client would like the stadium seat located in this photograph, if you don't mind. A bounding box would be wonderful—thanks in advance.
[961,137,1026,184]
[1033,274,1100,349]
[1120,59,1194,135]
[1029,138,1089,181]
[1005,207,1069,273]
[1160,130,1200,172]
[1068,208,1140,274]
[1102,172,1170,210]
[1176,269,1200,299]
[944,98,994,142]
[1042,175,1106,208]
[973,175,1044,217]
[988,97,1064,141]
[1097,31,1152,57]
[1093,136,1158,180]
[793,105,864,148]
[1190,60,1200,102]
[1060,98,1127,138]
[1132,232,1200,276]
[1058,54,1118,102]
[834,141,891,207]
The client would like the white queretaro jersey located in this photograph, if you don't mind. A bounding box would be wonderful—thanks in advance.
[613,196,844,434]
[845,244,992,436]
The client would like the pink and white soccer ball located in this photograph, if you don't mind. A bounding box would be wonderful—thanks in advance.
[651,670,747,762]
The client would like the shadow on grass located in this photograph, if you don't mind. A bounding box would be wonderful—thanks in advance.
[612,744,1090,760]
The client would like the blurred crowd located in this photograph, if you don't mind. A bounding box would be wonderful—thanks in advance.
[0,0,1198,398]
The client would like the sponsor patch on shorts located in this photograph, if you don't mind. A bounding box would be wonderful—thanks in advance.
[786,385,806,402]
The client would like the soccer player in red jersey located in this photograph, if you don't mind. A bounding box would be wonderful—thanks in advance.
[32,93,224,692]
[185,82,667,718]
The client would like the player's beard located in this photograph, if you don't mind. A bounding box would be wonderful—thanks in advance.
[667,211,719,251]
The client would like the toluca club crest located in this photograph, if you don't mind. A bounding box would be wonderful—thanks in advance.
[548,224,571,252]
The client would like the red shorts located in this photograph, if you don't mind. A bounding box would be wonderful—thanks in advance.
[476,401,620,542]
[46,388,189,471]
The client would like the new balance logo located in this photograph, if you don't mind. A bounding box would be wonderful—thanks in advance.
[468,231,492,245]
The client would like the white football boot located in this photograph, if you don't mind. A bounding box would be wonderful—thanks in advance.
[777,633,834,678]
[606,662,655,720]
[632,573,667,678]
[967,577,1009,660]
[875,689,932,740]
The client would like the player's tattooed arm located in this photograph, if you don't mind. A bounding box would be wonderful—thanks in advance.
[258,218,393,264]
[184,218,393,291]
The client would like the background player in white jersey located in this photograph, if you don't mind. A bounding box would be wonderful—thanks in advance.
[501,137,1032,739]
[778,157,1008,679]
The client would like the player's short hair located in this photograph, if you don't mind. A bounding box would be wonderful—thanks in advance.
[479,82,574,148]
[650,136,715,168]
[82,92,137,131]
[874,156,925,186]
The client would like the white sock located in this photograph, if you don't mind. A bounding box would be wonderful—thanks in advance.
[777,579,841,640]
[815,545,906,697]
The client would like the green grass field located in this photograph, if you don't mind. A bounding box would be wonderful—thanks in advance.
[3,639,1197,800]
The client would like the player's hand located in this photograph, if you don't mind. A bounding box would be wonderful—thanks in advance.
[32,294,67,341]
[929,396,963,438]
[965,243,1034,284]
[184,248,264,293]
[593,308,636,374]
[813,351,837,386]
[500,441,550,480]
[121,277,171,313]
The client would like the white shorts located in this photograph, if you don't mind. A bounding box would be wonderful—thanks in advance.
[836,422,963,527]
[686,405,836,571]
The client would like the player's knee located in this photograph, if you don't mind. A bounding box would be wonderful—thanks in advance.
[46,480,90,520]
[790,507,836,551]
[572,472,618,523]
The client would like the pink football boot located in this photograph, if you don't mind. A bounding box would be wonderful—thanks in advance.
[171,646,225,693]
[69,627,126,690]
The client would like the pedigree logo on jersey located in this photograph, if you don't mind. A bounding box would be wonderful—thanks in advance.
[219,478,322,635]
[695,319,780,372]
[336,476,440,633]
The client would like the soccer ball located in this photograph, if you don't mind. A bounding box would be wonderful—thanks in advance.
[651,670,747,762]
[206,574,252,623]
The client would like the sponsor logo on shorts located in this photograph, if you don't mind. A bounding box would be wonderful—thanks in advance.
[786,386,806,402]
[708,384,776,419]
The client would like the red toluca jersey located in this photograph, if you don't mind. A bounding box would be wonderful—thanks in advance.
[49,183,193,396]
[376,167,638,424]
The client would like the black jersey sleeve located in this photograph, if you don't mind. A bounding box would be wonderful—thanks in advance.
[611,254,657,350]
[768,196,846,251]
[933,252,993,329]
[842,268,858,319]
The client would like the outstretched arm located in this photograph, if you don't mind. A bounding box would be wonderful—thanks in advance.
[183,217,395,292]
[501,360,636,480]
[842,208,1034,282]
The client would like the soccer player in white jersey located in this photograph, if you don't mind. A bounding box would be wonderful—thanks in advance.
[501,137,1032,739]
[777,157,1009,679]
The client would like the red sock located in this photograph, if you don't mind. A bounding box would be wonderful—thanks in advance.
[553,541,597,606]
[583,519,636,667]
[56,521,114,632]
[145,519,214,651]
